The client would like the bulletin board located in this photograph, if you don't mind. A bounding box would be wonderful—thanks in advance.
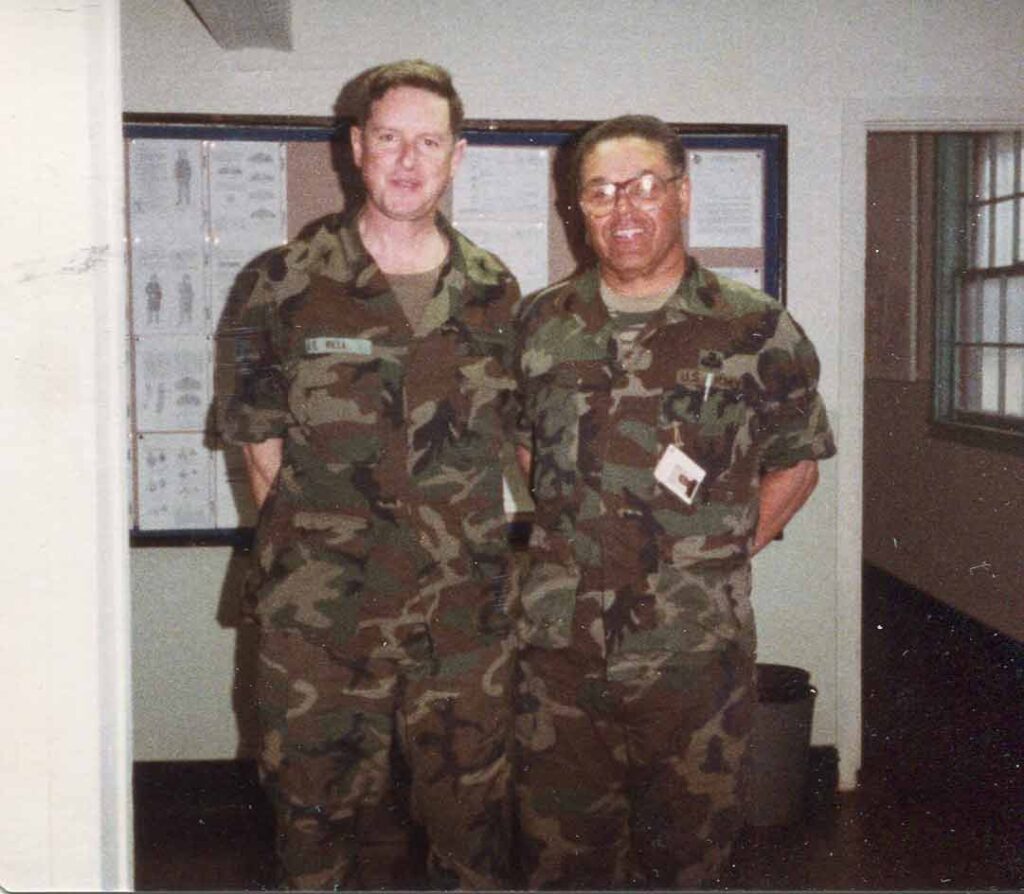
[123,114,786,543]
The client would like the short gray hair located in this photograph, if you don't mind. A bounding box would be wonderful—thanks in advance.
[574,115,686,191]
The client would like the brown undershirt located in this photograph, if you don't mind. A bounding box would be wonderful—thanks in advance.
[386,264,442,336]
[599,277,680,353]
[599,277,678,314]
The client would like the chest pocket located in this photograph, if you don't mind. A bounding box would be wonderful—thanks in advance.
[288,352,396,466]
[659,372,756,494]
[530,360,608,500]
[401,330,510,481]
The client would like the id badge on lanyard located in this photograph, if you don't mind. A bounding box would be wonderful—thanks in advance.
[654,425,707,506]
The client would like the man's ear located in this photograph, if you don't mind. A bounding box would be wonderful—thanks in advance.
[350,126,364,168]
[449,137,468,177]
[676,174,691,218]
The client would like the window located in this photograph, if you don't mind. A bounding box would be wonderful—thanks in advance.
[934,131,1024,437]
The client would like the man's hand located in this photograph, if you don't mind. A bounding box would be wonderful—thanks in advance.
[752,460,819,555]
[515,445,532,481]
[242,438,283,510]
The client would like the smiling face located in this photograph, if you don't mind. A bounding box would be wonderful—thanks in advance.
[351,85,466,224]
[579,136,690,296]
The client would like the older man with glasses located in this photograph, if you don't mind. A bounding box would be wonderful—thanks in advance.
[512,115,835,888]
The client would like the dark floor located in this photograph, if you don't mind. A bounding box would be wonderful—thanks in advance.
[134,564,1024,890]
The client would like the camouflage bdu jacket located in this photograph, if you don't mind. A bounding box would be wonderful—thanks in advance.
[515,259,836,677]
[218,210,521,660]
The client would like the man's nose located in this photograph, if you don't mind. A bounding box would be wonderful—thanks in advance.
[613,185,636,210]
[397,140,417,168]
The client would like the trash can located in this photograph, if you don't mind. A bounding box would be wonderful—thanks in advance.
[745,663,816,827]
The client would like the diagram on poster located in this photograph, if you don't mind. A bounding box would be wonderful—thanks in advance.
[129,139,205,244]
[454,146,550,219]
[453,146,550,295]
[134,335,211,432]
[687,149,764,249]
[132,249,207,335]
[127,137,287,531]
[136,432,215,531]
[209,141,286,253]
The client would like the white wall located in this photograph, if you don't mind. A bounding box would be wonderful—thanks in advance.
[132,546,259,761]
[122,0,1024,791]
[0,1,131,890]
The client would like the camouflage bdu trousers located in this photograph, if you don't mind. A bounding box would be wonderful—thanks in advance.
[257,627,515,890]
[515,644,755,889]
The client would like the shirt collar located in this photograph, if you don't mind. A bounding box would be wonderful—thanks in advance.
[663,256,723,320]
[335,206,462,305]
[576,254,721,328]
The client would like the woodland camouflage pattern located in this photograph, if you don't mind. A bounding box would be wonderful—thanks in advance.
[257,628,514,889]
[514,258,835,667]
[217,209,520,888]
[513,258,835,887]
[218,209,519,657]
[516,642,755,887]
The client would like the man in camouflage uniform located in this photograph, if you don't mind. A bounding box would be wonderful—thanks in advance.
[513,115,836,888]
[217,61,520,889]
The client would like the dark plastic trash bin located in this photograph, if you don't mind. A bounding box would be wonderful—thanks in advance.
[745,663,816,827]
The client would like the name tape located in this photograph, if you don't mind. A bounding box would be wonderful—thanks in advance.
[305,337,373,356]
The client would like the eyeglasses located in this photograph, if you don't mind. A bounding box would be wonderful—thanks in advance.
[578,172,683,217]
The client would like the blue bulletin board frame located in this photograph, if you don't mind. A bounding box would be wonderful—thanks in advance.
[124,114,786,545]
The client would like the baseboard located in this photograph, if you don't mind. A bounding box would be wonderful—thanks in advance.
[134,759,266,817]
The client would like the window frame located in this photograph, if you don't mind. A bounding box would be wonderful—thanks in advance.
[933,131,1024,445]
